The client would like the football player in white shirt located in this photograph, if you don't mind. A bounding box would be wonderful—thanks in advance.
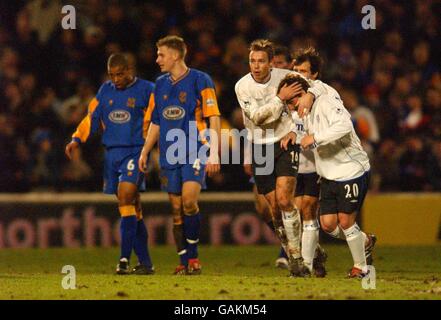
[235,39,329,277]
[243,45,292,270]
[291,47,331,277]
[281,73,377,278]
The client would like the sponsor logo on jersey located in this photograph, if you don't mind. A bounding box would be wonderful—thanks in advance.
[179,91,187,104]
[109,110,131,123]
[163,105,186,120]
[126,97,136,108]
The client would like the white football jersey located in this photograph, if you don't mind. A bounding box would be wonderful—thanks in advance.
[235,68,328,144]
[292,112,316,174]
[304,94,370,181]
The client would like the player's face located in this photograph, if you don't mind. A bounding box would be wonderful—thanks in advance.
[293,61,317,80]
[108,65,131,89]
[156,46,177,73]
[272,55,291,69]
[249,50,271,83]
[286,89,306,110]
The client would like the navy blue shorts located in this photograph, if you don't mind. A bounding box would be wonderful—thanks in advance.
[160,161,206,194]
[320,171,370,215]
[103,146,145,194]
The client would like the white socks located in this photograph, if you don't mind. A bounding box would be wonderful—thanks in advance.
[302,220,319,271]
[343,223,367,271]
[281,208,302,259]
[327,225,347,240]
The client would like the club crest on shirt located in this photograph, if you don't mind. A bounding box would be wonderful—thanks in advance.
[179,91,187,104]
[109,100,113,106]
[163,95,168,100]
[126,97,136,108]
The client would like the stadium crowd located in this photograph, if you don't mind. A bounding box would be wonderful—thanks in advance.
[0,0,440,193]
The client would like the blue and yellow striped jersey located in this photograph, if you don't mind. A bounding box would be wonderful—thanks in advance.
[72,78,155,148]
[147,68,220,169]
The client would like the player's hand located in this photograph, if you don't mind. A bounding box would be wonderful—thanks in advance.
[297,92,314,118]
[65,140,79,160]
[243,163,253,176]
[280,131,297,151]
[138,149,149,173]
[300,134,315,149]
[206,155,220,177]
[277,82,303,101]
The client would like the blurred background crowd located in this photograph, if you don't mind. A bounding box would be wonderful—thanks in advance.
[0,0,440,193]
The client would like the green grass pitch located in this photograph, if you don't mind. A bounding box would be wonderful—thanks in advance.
[1,245,440,300]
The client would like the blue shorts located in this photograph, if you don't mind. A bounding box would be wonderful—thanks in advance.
[160,163,206,194]
[103,146,145,195]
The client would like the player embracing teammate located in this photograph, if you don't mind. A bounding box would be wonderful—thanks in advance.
[236,40,376,278]
[235,39,334,277]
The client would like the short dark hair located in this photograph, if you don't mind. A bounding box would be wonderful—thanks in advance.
[277,74,310,96]
[293,47,323,77]
[156,35,187,59]
[249,39,274,61]
[107,53,129,69]
[274,45,291,63]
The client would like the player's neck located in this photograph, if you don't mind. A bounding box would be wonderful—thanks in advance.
[252,70,271,84]
[170,62,189,82]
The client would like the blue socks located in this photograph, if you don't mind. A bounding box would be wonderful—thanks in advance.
[120,215,137,261]
[134,219,153,268]
[183,213,201,259]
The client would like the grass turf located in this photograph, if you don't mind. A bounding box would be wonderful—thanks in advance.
[0,245,440,300]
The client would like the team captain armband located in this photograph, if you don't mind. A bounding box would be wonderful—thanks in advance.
[200,87,220,118]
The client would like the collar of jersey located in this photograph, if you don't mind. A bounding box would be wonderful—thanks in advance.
[169,68,190,85]
[110,77,138,90]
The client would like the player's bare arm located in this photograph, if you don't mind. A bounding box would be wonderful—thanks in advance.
[65,140,79,160]
[300,134,315,149]
[139,123,160,173]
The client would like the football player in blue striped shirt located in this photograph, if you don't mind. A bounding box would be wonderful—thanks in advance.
[65,53,155,275]
[139,36,221,275]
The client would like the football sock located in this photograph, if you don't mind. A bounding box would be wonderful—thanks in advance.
[266,220,288,259]
[281,208,302,259]
[302,220,319,271]
[343,223,367,271]
[327,225,346,240]
[183,212,201,259]
[173,223,188,266]
[133,219,153,268]
[119,205,137,262]
[272,218,289,255]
